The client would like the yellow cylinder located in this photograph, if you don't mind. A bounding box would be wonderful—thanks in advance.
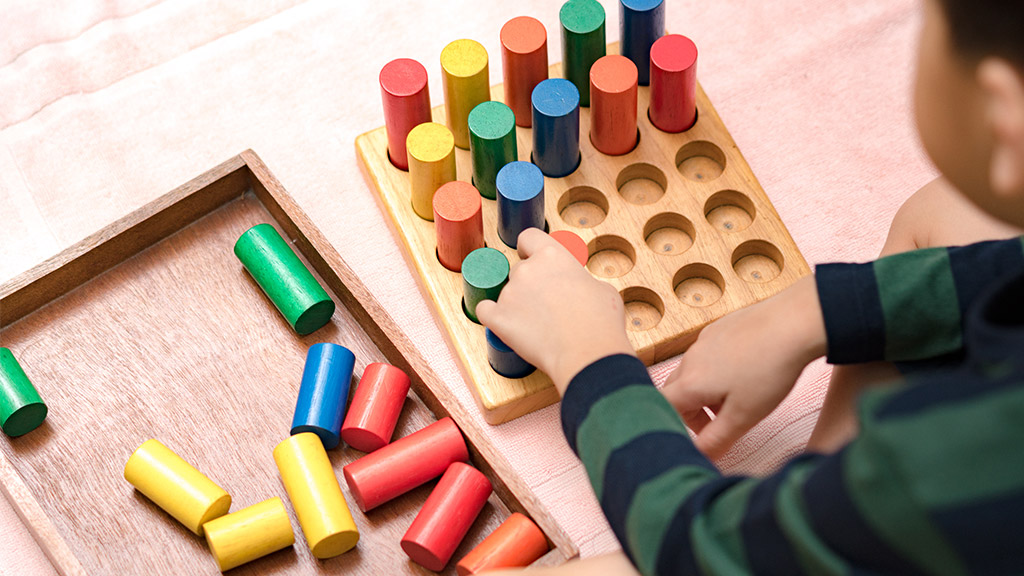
[123,439,231,535]
[441,39,490,149]
[274,433,359,558]
[407,122,456,220]
[204,497,295,572]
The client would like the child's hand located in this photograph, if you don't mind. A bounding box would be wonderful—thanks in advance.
[476,229,635,395]
[662,276,827,459]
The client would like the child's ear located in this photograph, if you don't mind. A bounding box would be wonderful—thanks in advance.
[979,59,1024,197]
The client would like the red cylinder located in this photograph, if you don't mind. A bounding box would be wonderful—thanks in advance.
[433,181,485,272]
[456,512,549,575]
[402,462,492,572]
[342,416,468,512]
[549,230,588,266]
[500,17,549,128]
[341,363,410,453]
[380,58,433,171]
[649,34,698,133]
[589,55,638,155]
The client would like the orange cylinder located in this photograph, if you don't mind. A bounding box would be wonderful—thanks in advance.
[500,17,548,127]
[589,55,638,155]
[434,181,485,272]
[549,230,588,266]
[456,512,549,575]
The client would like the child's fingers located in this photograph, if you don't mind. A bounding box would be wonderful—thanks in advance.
[475,299,500,330]
[681,408,712,434]
[692,408,744,460]
[516,227,557,260]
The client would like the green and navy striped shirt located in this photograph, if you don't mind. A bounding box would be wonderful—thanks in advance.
[561,236,1024,575]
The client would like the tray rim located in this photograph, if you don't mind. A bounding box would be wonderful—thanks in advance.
[0,149,578,575]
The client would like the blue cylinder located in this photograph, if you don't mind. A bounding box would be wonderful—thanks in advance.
[485,329,536,379]
[620,0,665,86]
[291,343,355,449]
[496,161,545,249]
[531,78,580,178]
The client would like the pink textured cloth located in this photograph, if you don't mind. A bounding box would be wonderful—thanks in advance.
[0,0,932,573]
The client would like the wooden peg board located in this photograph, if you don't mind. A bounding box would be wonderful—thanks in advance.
[356,42,811,425]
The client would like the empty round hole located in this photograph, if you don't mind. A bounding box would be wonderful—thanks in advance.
[673,264,725,308]
[616,163,667,205]
[587,235,636,278]
[705,190,755,233]
[732,240,784,283]
[676,141,726,182]
[621,287,664,332]
[558,186,610,228]
[643,213,695,256]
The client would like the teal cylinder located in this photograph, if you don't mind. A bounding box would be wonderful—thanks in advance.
[0,348,47,437]
[462,248,510,324]
[234,224,335,335]
[560,0,606,107]
[469,101,518,200]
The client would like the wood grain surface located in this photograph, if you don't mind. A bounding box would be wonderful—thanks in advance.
[357,42,812,424]
[0,152,575,574]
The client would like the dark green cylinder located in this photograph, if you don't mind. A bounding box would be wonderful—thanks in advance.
[469,101,518,200]
[0,348,47,437]
[560,0,606,107]
[462,248,510,323]
[234,224,335,335]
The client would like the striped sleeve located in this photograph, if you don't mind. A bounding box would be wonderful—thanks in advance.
[816,236,1024,364]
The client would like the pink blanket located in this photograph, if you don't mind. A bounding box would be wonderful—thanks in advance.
[0,0,931,572]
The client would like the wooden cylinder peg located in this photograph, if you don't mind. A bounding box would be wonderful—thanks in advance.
[342,416,468,512]
[234,223,335,335]
[496,161,545,249]
[650,34,698,133]
[433,181,485,273]
[204,497,295,572]
[461,247,510,323]
[620,0,665,86]
[485,328,535,379]
[441,39,490,149]
[0,348,47,437]
[379,58,432,171]
[500,16,548,127]
[469,101,518,200]
[341,363,411,452]
[456,512,549,575]
[550,230,589,266]
[559,0,606,107]
[123,439,231,535]
[274,433,359,558]
[290,343,354,450]
[590,55,639,156]
[531,79,580,177]
[407,122,457,220]
[401,462,493,572]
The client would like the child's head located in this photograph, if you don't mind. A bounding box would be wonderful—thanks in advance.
[915,0,1024,226]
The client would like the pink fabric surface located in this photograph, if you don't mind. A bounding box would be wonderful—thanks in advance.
[0,0,933,573]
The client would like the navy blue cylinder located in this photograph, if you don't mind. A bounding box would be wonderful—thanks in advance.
[620,0,665,86]
[531,78,580,178]
[290,343,355,449]
[485,328,536,379]
[496,161,545,248]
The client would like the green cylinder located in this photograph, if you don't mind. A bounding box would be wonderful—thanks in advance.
[234,224,335,335]
[462,248,510,323]
[0,348,47,437]
[469,101,518,200]
[560,0,606,107]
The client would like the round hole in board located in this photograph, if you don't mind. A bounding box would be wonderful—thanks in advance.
[676,141,726,182]
[616,163,667,205]
[557,186,609,228]
[643,213,695,256]
[673,263,725,308]
[586,235,636,278]
[732,240,784,283]
[704,190,756,233]
[621,287,664,332]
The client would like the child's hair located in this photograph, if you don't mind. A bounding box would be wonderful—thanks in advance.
[938,0,1024,68]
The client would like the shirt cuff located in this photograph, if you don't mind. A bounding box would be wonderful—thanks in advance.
[815,262,886,364]
[561,353,652,455]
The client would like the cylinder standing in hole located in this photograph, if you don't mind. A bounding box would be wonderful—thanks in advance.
[379,58,432,171]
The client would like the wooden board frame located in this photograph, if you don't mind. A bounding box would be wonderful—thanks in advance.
[357,42,811,424]
[0,150,576,574]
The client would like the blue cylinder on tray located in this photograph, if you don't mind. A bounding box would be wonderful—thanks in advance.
[290,343,355,449]
[620,0,665,86]
[485,328,536,379]
[531,78,580,178]
[496,161,545,249]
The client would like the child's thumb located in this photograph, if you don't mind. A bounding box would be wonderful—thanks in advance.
[692,413,741,461]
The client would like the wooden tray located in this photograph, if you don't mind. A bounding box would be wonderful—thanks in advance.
[356,42,811,424]
[0,151,576,575]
